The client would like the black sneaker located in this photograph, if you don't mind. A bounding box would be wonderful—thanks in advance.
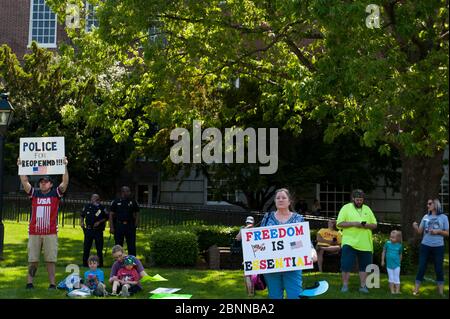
[25,283,34,289]
[48,284,57,290]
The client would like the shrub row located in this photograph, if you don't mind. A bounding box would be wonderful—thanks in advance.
[147,224,417,273]
[148,228,199,266]
[147,225,241,267]
[193,225,241,252]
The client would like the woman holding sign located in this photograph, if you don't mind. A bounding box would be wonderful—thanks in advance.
[260,188,317,299]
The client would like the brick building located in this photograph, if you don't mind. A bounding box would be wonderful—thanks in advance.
[0,0,73,58]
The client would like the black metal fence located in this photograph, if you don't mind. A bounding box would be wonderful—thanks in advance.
[1,195,267,230]
[2,195,399,232]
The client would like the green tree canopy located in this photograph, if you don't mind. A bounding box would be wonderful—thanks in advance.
[9,1,448,236]
[0,43,134,197]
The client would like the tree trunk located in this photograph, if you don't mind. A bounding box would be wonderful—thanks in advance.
[400,150,444,244]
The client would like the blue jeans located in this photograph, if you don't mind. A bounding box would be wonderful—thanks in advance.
[263,270,303,299]
[415,244,445,285]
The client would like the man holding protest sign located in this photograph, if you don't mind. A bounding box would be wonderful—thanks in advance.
[17,156,69,289]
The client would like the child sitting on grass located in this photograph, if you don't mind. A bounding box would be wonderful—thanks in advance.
[381,230,403,294]
[112,256,140,297]
[83,255,107,296]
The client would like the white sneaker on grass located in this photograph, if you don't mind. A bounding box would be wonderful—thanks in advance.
[121,285,130,297]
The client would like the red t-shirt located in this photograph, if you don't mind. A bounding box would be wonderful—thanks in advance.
[117,267,140,283]
[28,187,63,235]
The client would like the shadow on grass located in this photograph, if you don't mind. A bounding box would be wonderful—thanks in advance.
[1,235,98,267]
[1,222,150,268]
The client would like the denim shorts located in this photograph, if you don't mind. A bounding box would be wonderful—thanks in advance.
[340,244,373,272]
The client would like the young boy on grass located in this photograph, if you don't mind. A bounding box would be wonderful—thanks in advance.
[83,255,107,296]
[111,256,140,297]
[109,245,146,295]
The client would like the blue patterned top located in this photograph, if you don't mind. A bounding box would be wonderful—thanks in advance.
[419,213,449,247]
[261,211,304,227]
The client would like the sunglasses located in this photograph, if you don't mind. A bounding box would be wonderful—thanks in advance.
[427,202,433,206]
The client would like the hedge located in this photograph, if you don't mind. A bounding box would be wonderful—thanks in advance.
[147,225,418,272]
[191,225,241,252]
[148,228,199,266]
[146,225,242,266]
[146,225,326,267]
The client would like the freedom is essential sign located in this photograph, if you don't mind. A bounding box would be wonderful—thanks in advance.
[19,137,65,175]
[241,222,313,275]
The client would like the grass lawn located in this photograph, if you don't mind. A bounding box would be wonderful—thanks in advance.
[0,221,448,299]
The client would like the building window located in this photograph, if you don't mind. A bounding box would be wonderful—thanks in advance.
[29,0,57,48]
[440,176,449,214]
[85,2,99,32]
[317,182,351,218]
[135,155,159,163]
[148,26,158,43]
[207,179,238,203]
[136,184,158,205]
[234,77,240,89]
[148,25,168,47]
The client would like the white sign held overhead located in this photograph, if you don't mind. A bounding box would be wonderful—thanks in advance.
[19,137,65,175]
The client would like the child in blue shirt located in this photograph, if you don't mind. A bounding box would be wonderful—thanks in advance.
[381,230,403,294]
[83,255,107,296]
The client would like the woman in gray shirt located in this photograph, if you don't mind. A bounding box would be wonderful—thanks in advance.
[412,198,449,296]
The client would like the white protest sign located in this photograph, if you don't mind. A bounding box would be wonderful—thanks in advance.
[19,137,65,175]
[241,222,313,275]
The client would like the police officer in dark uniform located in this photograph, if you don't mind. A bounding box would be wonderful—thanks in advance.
[109,186,140,257]
[81,194,108,267]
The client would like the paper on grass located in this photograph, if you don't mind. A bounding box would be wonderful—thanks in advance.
[141,274,168,283]
[150,288,181,294]
[150,293,192,299]
[152,274,168,281]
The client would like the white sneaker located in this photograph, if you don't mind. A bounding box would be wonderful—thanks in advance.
[121,285,130,297]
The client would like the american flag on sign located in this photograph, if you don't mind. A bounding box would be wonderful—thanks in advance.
[290,240,303,250]
[33,166,47,174]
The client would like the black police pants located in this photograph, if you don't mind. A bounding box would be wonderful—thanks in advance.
[83,229,104,267]
[114,223,137,257]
